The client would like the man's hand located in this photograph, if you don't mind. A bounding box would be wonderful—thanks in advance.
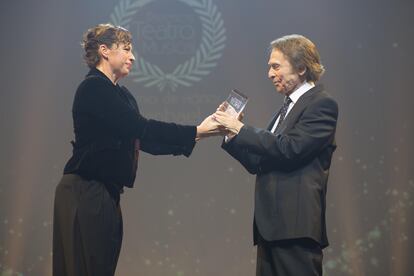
[217,101,229,112]
[213,111,244,134]
[225,112,244,140]
[216,102,244,121]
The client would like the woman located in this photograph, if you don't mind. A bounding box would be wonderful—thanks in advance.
[53,23,220,276]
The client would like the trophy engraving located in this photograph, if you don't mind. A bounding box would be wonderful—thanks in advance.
[225,89,248,117]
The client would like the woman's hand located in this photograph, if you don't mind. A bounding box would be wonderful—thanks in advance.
[196,115,226,140]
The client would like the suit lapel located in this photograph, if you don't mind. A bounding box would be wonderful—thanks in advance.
[266,110,281,131]
[274,84,324,135]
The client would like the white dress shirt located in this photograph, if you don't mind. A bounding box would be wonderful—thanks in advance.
[270,81,315,133]
[224,81,315,143]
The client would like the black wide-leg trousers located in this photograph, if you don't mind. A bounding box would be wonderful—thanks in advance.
[53,174,123,276]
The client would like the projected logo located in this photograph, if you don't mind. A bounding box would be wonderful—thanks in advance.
[110,0,226,91]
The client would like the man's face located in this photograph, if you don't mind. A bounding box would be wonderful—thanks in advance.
[107,43,135,78]
[268,49,303,96]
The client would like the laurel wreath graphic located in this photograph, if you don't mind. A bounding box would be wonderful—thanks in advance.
[110,0,226,91]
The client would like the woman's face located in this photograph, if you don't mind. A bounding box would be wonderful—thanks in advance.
[106,42,135,78]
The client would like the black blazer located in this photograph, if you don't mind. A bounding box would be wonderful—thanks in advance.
[64,68,197,190]
[222,84,338,248]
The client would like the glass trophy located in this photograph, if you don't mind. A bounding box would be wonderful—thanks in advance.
[224,89,248,118]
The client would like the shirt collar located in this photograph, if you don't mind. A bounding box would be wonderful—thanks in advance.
[286,81,315,104]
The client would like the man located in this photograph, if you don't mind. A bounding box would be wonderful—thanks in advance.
[214,34,338,275]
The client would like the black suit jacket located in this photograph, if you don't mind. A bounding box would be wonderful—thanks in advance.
[222,84,338,248]
[64,68,196,191]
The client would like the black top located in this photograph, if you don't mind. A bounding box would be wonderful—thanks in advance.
[64,68,197,192]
